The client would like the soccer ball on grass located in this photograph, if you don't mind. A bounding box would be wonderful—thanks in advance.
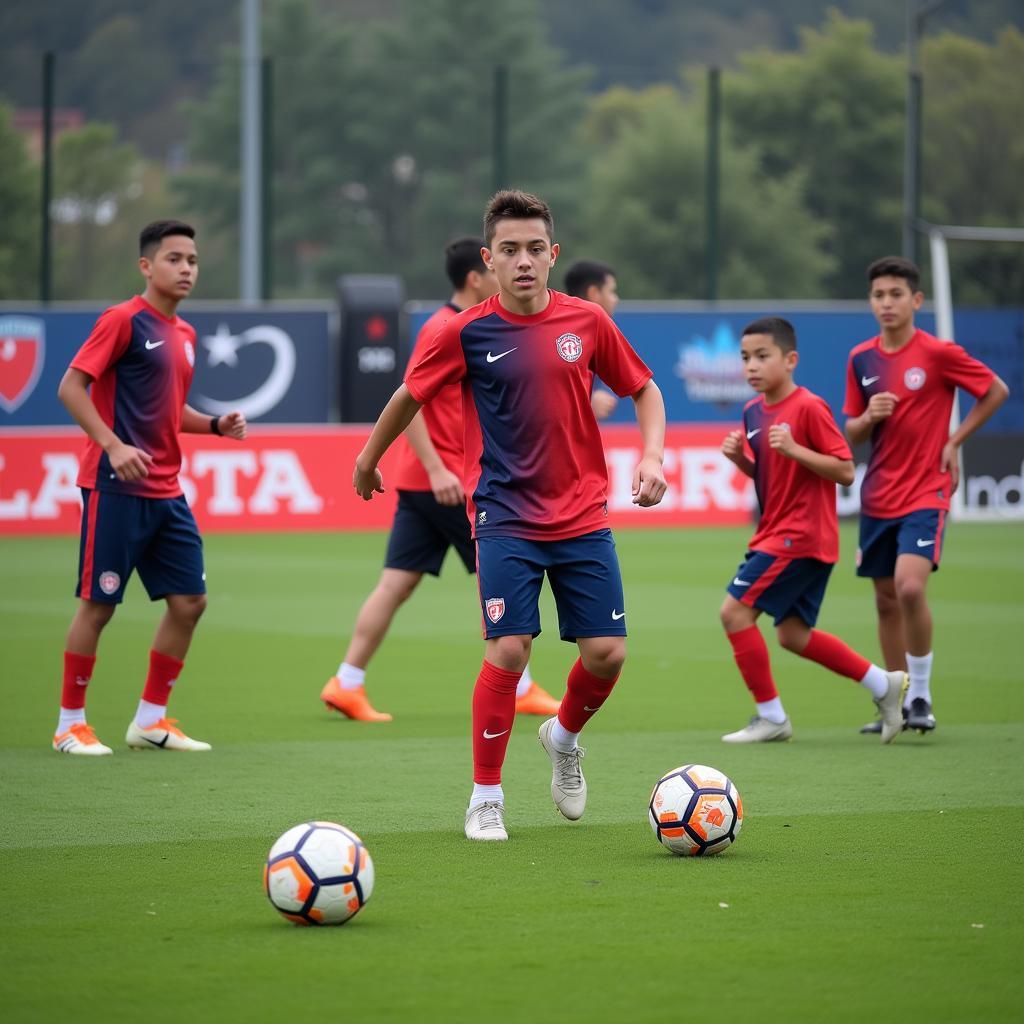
[264,821,374,925]
[648,764,742,856]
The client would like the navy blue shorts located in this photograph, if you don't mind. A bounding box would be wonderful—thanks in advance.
[856,509,947,578]
[726,550,833,627]
[384,490,476,576]
[76,489,205,604]
[476,529,626,642]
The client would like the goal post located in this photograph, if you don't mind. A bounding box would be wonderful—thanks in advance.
[923,221,1024,521]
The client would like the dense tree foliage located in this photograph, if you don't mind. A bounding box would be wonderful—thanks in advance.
[0,1,1020,301]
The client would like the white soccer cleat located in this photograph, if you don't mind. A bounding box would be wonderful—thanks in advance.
[464,801,508,841]
[538,717,587,820]
[721,716,793,744]
[126,718,212,752]
[875,671,910,744]
[53,722,113,756]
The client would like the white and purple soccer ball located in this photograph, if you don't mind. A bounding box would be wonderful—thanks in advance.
[649,764,743,856]
[264,821,374,925]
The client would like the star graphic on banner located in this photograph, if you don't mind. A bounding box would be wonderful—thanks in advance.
[203,323,243,367]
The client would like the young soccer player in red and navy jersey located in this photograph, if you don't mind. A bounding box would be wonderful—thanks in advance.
[720,318,907,744]
[845,257,1008,735]
[52,220,247,756]
[321,237,561,721]
[353,190,667,840]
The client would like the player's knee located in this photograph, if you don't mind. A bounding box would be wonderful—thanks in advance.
[582,637,626,678]
[81,600,116,630]
[873,587,899,618]
[380,571,420,604]
[170,593,207,626]
[776,625,808,654]
[489,634,531,672]
[895,576,926,608]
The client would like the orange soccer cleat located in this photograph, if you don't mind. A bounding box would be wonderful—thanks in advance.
[320,677,393,722]
[514,681,562,716]
[53,722,113,756]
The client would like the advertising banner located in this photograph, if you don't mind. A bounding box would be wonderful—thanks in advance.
[0,424,758,536]
[0,307,334,426]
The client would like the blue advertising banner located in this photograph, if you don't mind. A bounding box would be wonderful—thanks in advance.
[0,306,334,425]
[409,304,1024,433]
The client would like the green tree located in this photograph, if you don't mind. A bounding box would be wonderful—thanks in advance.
[921,28,1024,304]
[174,0,590,298]
[51,123,146,299]
[0,104,39,299]
[723,12,905,297]
[577,86,833,299]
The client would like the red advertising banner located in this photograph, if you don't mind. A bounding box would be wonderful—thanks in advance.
[0,425,755,536]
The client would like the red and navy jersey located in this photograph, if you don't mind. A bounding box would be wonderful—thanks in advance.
[743,386,852,564]
[405,290,652,541]
[70,296,196,499]
[393,302,464,491]
[843,329,994,518]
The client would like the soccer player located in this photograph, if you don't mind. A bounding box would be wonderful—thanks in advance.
[845,257,1008,735]
[720,317,908,744]
[52,219,246,755]
[321,237,561,721]
[353,190,667,841]
[564,259,620,420]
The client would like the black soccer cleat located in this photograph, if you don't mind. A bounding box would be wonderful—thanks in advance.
[859,705,908,735]
[905,697,936,734]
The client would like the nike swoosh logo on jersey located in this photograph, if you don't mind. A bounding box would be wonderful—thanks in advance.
[916,539,935,547]
[746,428,761,439]
[486,348,517,363]
[733,578,751,586]
[861,375,880,386]
[611,610,625,620]
[145,339,165,350]
[482,728,510,739]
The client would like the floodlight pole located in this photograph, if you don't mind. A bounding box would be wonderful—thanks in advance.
[902,0,951,266]
[240,0,262,304]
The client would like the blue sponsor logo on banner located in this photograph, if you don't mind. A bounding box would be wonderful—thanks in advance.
[673,322,749,406]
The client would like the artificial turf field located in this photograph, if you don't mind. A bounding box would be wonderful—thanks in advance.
[1,523,1022,1024]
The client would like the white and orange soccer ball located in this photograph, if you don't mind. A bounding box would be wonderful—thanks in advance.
[648,764,743,856]
[264,821,374,925]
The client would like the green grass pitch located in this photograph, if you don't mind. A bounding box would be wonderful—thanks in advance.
[1,524,1022,1023]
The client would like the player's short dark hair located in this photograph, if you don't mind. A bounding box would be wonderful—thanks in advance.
[741,316,797,354]
[444,237,487,290]
[867,255,920,292]
[564,260,616,298]
[140,220,195,258]
[483,190,553,245]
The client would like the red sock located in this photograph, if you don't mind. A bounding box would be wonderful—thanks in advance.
[726,625,777,701]
[142,649,184,707]
[558,657,619,732]
[472,661,522,785]
[799,630,870,682]
[61,652,96,710]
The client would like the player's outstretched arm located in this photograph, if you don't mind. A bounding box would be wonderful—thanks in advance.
[941,375,1009,492]
[404,411,464,507]
[354,384,422,501]
[182,404,247,440]
[630,380,667,507]
[722,430,755,479]
[57,367,153,481]
[769,425,854,486]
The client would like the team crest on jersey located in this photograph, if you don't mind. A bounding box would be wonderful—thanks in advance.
[904,366,926,390]
[555,333,584,363]
[184,340,195,367]
[485,598,505,623]
[98,571,121,595]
